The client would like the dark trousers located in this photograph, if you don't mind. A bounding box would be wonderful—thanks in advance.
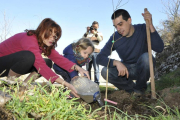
[86,52,100,84]
[54,68,71,83]
[101,53,155,93]
[0,51,52,77]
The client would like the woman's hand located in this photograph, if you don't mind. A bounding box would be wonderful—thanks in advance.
[55,77,80,98]
[72,76,79,80]
[64,81,80,98]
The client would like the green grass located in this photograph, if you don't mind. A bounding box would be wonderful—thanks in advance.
[99,85,116,92]
[4,82,94,120]
[170,87,180,93]
[147,68,180,91]
[98,69,180,120]
[2,68,180,119]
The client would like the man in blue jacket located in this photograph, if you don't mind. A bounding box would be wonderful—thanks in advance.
[96,9,164,95]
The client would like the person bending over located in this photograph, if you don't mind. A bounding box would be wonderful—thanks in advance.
[0,18,90,98]
[53,38,94,83]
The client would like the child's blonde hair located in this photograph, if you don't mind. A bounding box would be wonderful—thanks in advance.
[73,38,95,53]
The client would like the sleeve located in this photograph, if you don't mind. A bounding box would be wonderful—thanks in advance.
[48,49,75,73]
[142,24,164,53]
[69,70,78,78]
[96,34,116,67]
[97,32,103,42]
[61,53,79,79]
[20,37,59,83]
[150,31,164,53]
[83,32,89,38]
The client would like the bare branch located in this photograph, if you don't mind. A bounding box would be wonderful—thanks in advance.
[112,0,130,12]
[161,0,180,19]
[158,0,180,45]
[0,11,14,42]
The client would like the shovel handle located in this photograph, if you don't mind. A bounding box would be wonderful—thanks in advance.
[144,8,156,99]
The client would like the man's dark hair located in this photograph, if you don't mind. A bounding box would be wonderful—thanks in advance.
[92,21,99,26]
[111,9,131,21]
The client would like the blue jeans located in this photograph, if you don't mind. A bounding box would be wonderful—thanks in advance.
[86,52,100,84]
[101,53,155,93]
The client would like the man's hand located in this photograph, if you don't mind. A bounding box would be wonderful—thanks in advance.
[86,27,90,32]
[113,60,129,78]
[142,8,155,32]
[142,9,152,26]
[94,48,100,53]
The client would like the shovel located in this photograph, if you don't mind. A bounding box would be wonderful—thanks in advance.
[144,8,156,99]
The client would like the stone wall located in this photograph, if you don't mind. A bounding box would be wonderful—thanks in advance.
[155,39,180,79]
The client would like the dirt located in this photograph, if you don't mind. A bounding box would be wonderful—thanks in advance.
[0,107,15,120]
[86,87,180,119]
[0,83,180,120]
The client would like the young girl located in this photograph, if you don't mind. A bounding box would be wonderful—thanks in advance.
[53,38,94,83]
[0,18,90,98]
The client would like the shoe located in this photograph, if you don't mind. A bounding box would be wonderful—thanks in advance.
[131,89,145,98]
[97,98,104,107]
[94,81,99,85]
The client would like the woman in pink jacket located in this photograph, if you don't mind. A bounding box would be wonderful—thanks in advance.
[0,18,89,98]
